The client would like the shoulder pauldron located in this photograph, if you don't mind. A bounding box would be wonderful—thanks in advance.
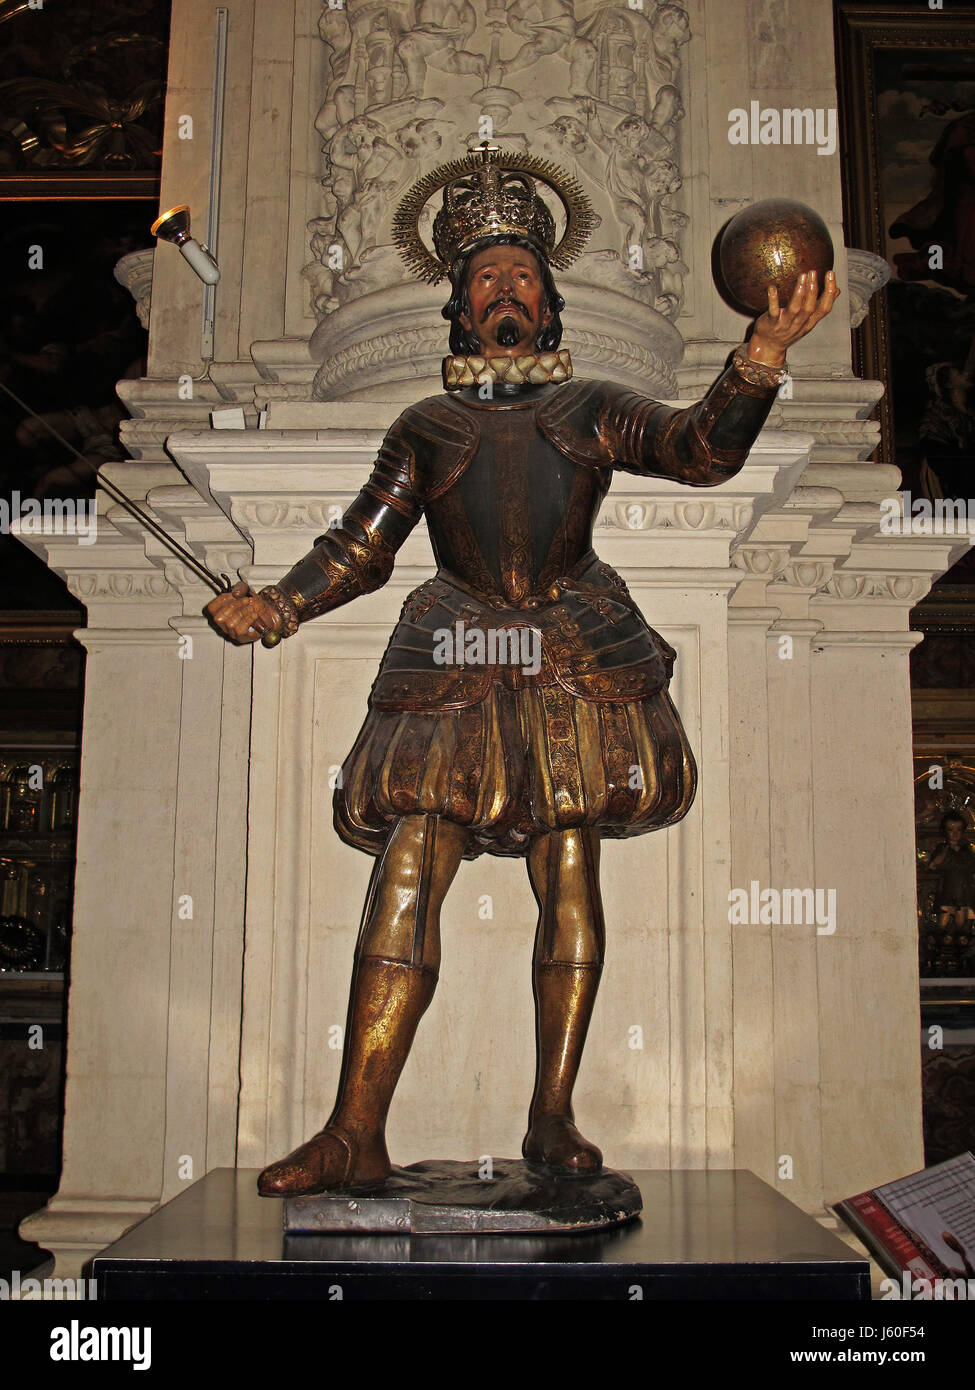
[395,395,480,501]
[535,381,614,468]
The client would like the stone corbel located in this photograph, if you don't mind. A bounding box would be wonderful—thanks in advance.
[114,249,155,331]
[845,248,892,330]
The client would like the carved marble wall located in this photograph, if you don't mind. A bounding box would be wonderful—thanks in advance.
[302,0,692,397]
[135,0,854,423]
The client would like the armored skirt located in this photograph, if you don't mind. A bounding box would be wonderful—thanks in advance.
[334,569,697,861]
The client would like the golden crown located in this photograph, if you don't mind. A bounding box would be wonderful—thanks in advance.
[393,142,599,284]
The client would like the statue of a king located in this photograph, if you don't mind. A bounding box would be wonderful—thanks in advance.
[206,145,838,1195]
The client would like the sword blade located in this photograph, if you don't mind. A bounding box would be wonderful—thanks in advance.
[0,379,231,595]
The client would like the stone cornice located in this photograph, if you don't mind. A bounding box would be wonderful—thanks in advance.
[167,425,814,578]
[12,415,964,641]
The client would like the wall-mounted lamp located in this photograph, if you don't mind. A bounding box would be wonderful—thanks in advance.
[150,205,221,285]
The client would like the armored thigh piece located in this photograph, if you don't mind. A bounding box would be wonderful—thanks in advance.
[356,813,469,973]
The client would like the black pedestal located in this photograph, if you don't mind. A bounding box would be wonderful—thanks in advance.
[92,1168,869,1300]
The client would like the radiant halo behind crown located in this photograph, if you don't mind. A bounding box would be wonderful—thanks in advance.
[392,141,600,284]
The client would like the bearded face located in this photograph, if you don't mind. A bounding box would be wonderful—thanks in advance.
[458,244,554,355]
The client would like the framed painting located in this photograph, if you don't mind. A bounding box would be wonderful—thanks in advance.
[836,2,975,538]
[0,0,170,199]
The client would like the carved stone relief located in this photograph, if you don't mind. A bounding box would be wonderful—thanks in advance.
[304,0,691,398]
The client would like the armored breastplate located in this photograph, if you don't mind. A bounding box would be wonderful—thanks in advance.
[275,364,779,712]
[423,394,611,606]
[366,388,676,711]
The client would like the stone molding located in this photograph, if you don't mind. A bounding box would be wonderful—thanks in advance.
[845,248,891,330]
[113,249,155,330]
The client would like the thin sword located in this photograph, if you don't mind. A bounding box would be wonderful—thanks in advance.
[0,378,233,596]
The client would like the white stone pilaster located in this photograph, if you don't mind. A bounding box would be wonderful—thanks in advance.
[13,485,251,1275]
[728,484,969,1214]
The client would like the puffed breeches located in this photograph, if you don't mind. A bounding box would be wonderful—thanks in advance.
[334,681,697,861]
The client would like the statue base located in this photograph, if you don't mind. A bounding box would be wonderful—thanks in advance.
[282,1158,642,1235]
[91,1169,870,1299]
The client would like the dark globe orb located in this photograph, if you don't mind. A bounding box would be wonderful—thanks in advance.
[715,199,834,317]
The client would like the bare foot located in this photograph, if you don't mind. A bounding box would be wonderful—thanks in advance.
[257,1125,390,1196]
[522,1114,602,1174]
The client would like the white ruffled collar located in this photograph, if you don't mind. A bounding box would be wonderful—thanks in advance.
[443,350,572,391]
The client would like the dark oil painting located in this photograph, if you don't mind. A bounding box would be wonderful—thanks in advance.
[877,44,975,579]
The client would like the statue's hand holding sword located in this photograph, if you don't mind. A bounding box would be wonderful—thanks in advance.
[205,581,283,646]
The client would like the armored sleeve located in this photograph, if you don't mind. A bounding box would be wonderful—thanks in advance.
[260,418,422,631]
[600,352,782,487]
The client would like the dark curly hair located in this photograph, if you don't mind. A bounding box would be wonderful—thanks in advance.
[440,235,565,355]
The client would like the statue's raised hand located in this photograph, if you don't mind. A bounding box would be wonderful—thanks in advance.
[205,580,280,645]
[747,269,840,368]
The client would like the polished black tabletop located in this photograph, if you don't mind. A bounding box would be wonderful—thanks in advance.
[92,1167,870,1300]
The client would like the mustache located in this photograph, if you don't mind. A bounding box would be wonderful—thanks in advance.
[483,295,530,319]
